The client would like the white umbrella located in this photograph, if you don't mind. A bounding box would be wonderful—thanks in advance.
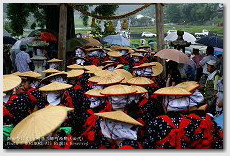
[103,35,130,46]
[11,37,35,50]
[164,32,196,44]
[4,29,11,37]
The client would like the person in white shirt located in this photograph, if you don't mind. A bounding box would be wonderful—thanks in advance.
[15,45,32,72]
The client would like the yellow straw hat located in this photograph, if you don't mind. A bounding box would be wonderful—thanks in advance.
[88,76,103,83]
[39,82,72,92]
[97,75,124,85]
[10,105,74,145]
[102,60,115,65]
[113,69,133,84]
[42,68,61,74]
[130,53,144,57]
[66,70,84,78]
[175,81,200,92]
[150,62,163,76]
[67,64,85,70]
[47,58,63,63]
[95,110,143,126]
[103,48,112,52]
[135,49,150,53]
[153,86,192,96]
[101,84,137,96]
[86,47,103,52]
[84,89,105,97]
[102,63,117,70]
[107,51,122,57]
[130,85,148,94]
[3,74,22,92]
[127,77,154,86]
[133,62,155,69]
[11,71,24,77]
[19,71,42,78]
[84,65,101,71]
[110,46,131,51]
[41,72,67,82]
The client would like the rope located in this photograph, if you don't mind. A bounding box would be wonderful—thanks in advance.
[67,3,153,20]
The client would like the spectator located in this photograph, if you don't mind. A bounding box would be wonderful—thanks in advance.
[192,48,203,81]
[15,45,32,72]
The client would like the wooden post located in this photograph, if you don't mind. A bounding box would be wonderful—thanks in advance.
[155,3,164,50]
[58,3,67,70]
[155,3,167,79]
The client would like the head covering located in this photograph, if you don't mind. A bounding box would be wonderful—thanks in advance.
[66,70,84,78]
[154,86,192,96]
[206,60,217,68]
[127,77,154,86]
[41,72,67,83]
[67,64,85,70]
[133,62,155,69]
[107,51,122,57]
[95,110,143,126]
[130,53,144,57]
[113,69,133,84]
[130,85,148,94]
[175,81,200,92]
[150,62,164,76]
[42,68,61,74]
[18,71,42,79]
[39,82,72,92]
[47,92,61,105]
[3,75,22,92]
[84,89,105,97]
[101,85,136,96]
[47,58,63,63]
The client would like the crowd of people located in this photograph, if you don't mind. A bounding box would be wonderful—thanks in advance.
[3,40,223,149]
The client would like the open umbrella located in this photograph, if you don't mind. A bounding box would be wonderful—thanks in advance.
[103,35,130,46]
[196,36,223,48]
[40,32,57,43]
[66,37,89,52]
[10,105,74,145]
[28,29,58,37]
[83,37,102,47]
[11,37,35,50]
[164,32,196,44]
[154,49,192,65]
[4,29,11,37]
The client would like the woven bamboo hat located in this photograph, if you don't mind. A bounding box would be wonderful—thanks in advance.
[113,69,133,84]
[150,62,163,76]
[84,65,100,71]
[10,105,74,145]
[102,60,115,65]
[133,62,155,69]
[101,84,137,96]
[86,47,103,52]
[130,85,148,94]
[66,70,84,78]
[175,81,200,92]
[11,71,24,76]
[88,76,103,83]
[130,53,144,57]
[103,48,112,52]
[3,75,22,92]
[67,64,85,70]
[84,89,105,97]
[41,72,67,82]
[110,46,131,51]
[107,51,122,57]
[42,68,61,74]
[115,64,124,69]
[19,71,42,78]
[97,75,124,85]
[135,49,150,53]
[127,77,154,86]
[153,86,192,96]
[39,82,72,91]
[95,110,143,126]
[47,58,63,63]
[102,63,117,70]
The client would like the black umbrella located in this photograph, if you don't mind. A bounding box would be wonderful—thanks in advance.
[3,36,17,45]
[66,37,89,52]
[196,36,223,48]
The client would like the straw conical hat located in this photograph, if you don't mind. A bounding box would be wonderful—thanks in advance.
[97,75,124,85]
[115,64,124,69]
[114,69,133,84]
[102,63,117,70]
[19,71,42,78]
[135,49,150,53]
[84,65,100,71]
[86,47,103,52]
[10,105,74,145]
[133,62,155,69]
[67,64,85,70]
[88,76,103,83]
[127,77,154,86]
[130,86,148,94]
[47,58,63,63]
[84,89,105,97]
[102,60,115,65]
[110,46,131,50]
[150,62,163,76]
[153,86,192,96]
[101,84,136,96]
[39,82,72,91]
[11,71,24,76]
[41,72,67,82]
[42,68,61,74]
[107,51,122,57]
[94,70,115,77]
[175,81,200,92]
[95,110,143,126]
[103,48,112,51]
[130,53,144,57]
[3,75,22,92]
[66,70,84,78]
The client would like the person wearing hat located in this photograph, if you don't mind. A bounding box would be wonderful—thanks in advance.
[86,48,106,66]
[203,60,221,115]
[92,111,144,149]
[3,74,34,125]
[143,86,223,149]
[130,53,144,67]
[46,58,63,70]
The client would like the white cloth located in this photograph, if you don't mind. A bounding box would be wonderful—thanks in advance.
[47,92,61,105]
[30,80,39,88]
[15,51,31,72]
[199,55,218,74]
[108,95,129,109]
[50,76,66,83]
[89,97,102,108]
[92,85,104,89]
[163,90,204,111]
[100,119,138,140]
[76,59,85,65]
[49,63,58,69]
[3,94,10,103]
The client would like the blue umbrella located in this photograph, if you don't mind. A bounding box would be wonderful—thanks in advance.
[214,113,223,129]
[103,35,130,46]
[196,36,223,48]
